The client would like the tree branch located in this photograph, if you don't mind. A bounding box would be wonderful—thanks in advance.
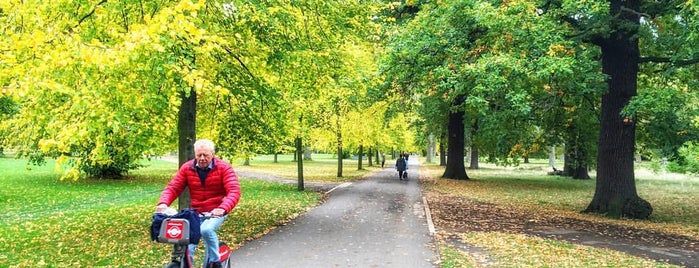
[638,56,699,66]
[74,0,108,29]
[223,46,257,80]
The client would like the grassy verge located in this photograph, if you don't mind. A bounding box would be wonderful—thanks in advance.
[422,159,698,268]
[231,153,383,182]
[442,232,678,268]
[0,154,365,267]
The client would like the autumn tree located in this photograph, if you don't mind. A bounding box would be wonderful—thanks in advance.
[538,0,699,219]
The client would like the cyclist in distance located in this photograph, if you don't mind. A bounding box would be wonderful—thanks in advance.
[155,139,241,268]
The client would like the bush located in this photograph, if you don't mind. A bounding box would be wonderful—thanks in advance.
[678,142,699,174]
[666,161,685,173]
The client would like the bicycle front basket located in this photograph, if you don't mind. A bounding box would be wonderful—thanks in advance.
[157,218,190,245]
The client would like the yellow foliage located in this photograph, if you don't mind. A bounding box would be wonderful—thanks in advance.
[547,44,567,57]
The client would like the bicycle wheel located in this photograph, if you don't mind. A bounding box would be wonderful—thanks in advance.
[164,261,181,268]
[217,242,232,268]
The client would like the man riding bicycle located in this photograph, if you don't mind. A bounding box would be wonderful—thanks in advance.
[155,139,241,268]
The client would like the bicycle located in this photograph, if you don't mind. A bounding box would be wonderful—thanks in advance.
[154,208,232,268]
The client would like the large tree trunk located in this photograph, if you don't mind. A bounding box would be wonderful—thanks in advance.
[177,90,196,210]
[584,0,651,219]
[442,97,469,180]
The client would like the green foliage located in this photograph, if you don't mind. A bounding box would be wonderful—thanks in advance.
[679,143,699,173]
[628,76,699,162]
[381,0,603,167]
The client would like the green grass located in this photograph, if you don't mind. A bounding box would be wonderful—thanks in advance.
[4,154,694,267]
[440,246,478,268]
[0,156,324,267]
[232,153,383,182]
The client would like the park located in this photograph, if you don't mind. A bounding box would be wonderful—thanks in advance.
[1,0,699,267]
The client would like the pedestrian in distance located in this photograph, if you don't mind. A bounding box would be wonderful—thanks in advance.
[395,155,407,180]
[381,153,386,168]
[155,139,241,268]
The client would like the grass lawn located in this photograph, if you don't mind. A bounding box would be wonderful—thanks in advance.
[0,154,367,267]
[2,153,695,267]
[230,153,383,182]
[421,158,698,268]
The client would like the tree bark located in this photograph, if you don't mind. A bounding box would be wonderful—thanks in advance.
[296,137,304,191]
[368,147,373,167]
[469,120,479,169]
[439,130,447,166]
[427,133,436,163]
[584,0,651,219]
[442,96,469,179]
[563,129,591,180]
[358,145,364,170]
[564,145,590,180]
[337,145,343,177]
[177,89,196,210]
[549,145,557,171]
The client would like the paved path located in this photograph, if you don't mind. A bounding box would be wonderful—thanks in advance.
[230,157,438,267]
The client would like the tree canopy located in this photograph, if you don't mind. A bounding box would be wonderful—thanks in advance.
[2,0,698,219]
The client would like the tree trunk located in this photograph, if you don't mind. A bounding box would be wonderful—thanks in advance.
[337,145,343,177]
[358,145,364,170]
[585,0,651,219]
[427,133,436,163]
[274,153,278,163]
[564,146,590,180]
[564,127,590,180]
[368,147,373,167]
[469,120,479,169]
[442,96,469,179]
[296,137,304,191]
[375,147,380,164]
[439,130,446,166]
[549,145,557,171]
[177,89,196,210]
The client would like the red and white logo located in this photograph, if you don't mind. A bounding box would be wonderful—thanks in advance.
[165,222,184,239]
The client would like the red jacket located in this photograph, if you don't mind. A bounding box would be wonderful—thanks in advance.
[158,158,241,214]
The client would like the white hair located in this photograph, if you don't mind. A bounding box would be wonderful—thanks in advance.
[194,139,216,153]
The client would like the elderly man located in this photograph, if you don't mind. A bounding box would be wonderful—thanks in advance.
[156,139,241,268]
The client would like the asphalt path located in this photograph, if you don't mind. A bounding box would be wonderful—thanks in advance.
[230,157,438,267]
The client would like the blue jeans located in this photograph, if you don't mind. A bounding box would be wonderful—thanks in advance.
[189,215,227,264]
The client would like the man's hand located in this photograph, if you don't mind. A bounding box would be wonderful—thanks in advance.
[155,203,168,213]
[212,208,225,217]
